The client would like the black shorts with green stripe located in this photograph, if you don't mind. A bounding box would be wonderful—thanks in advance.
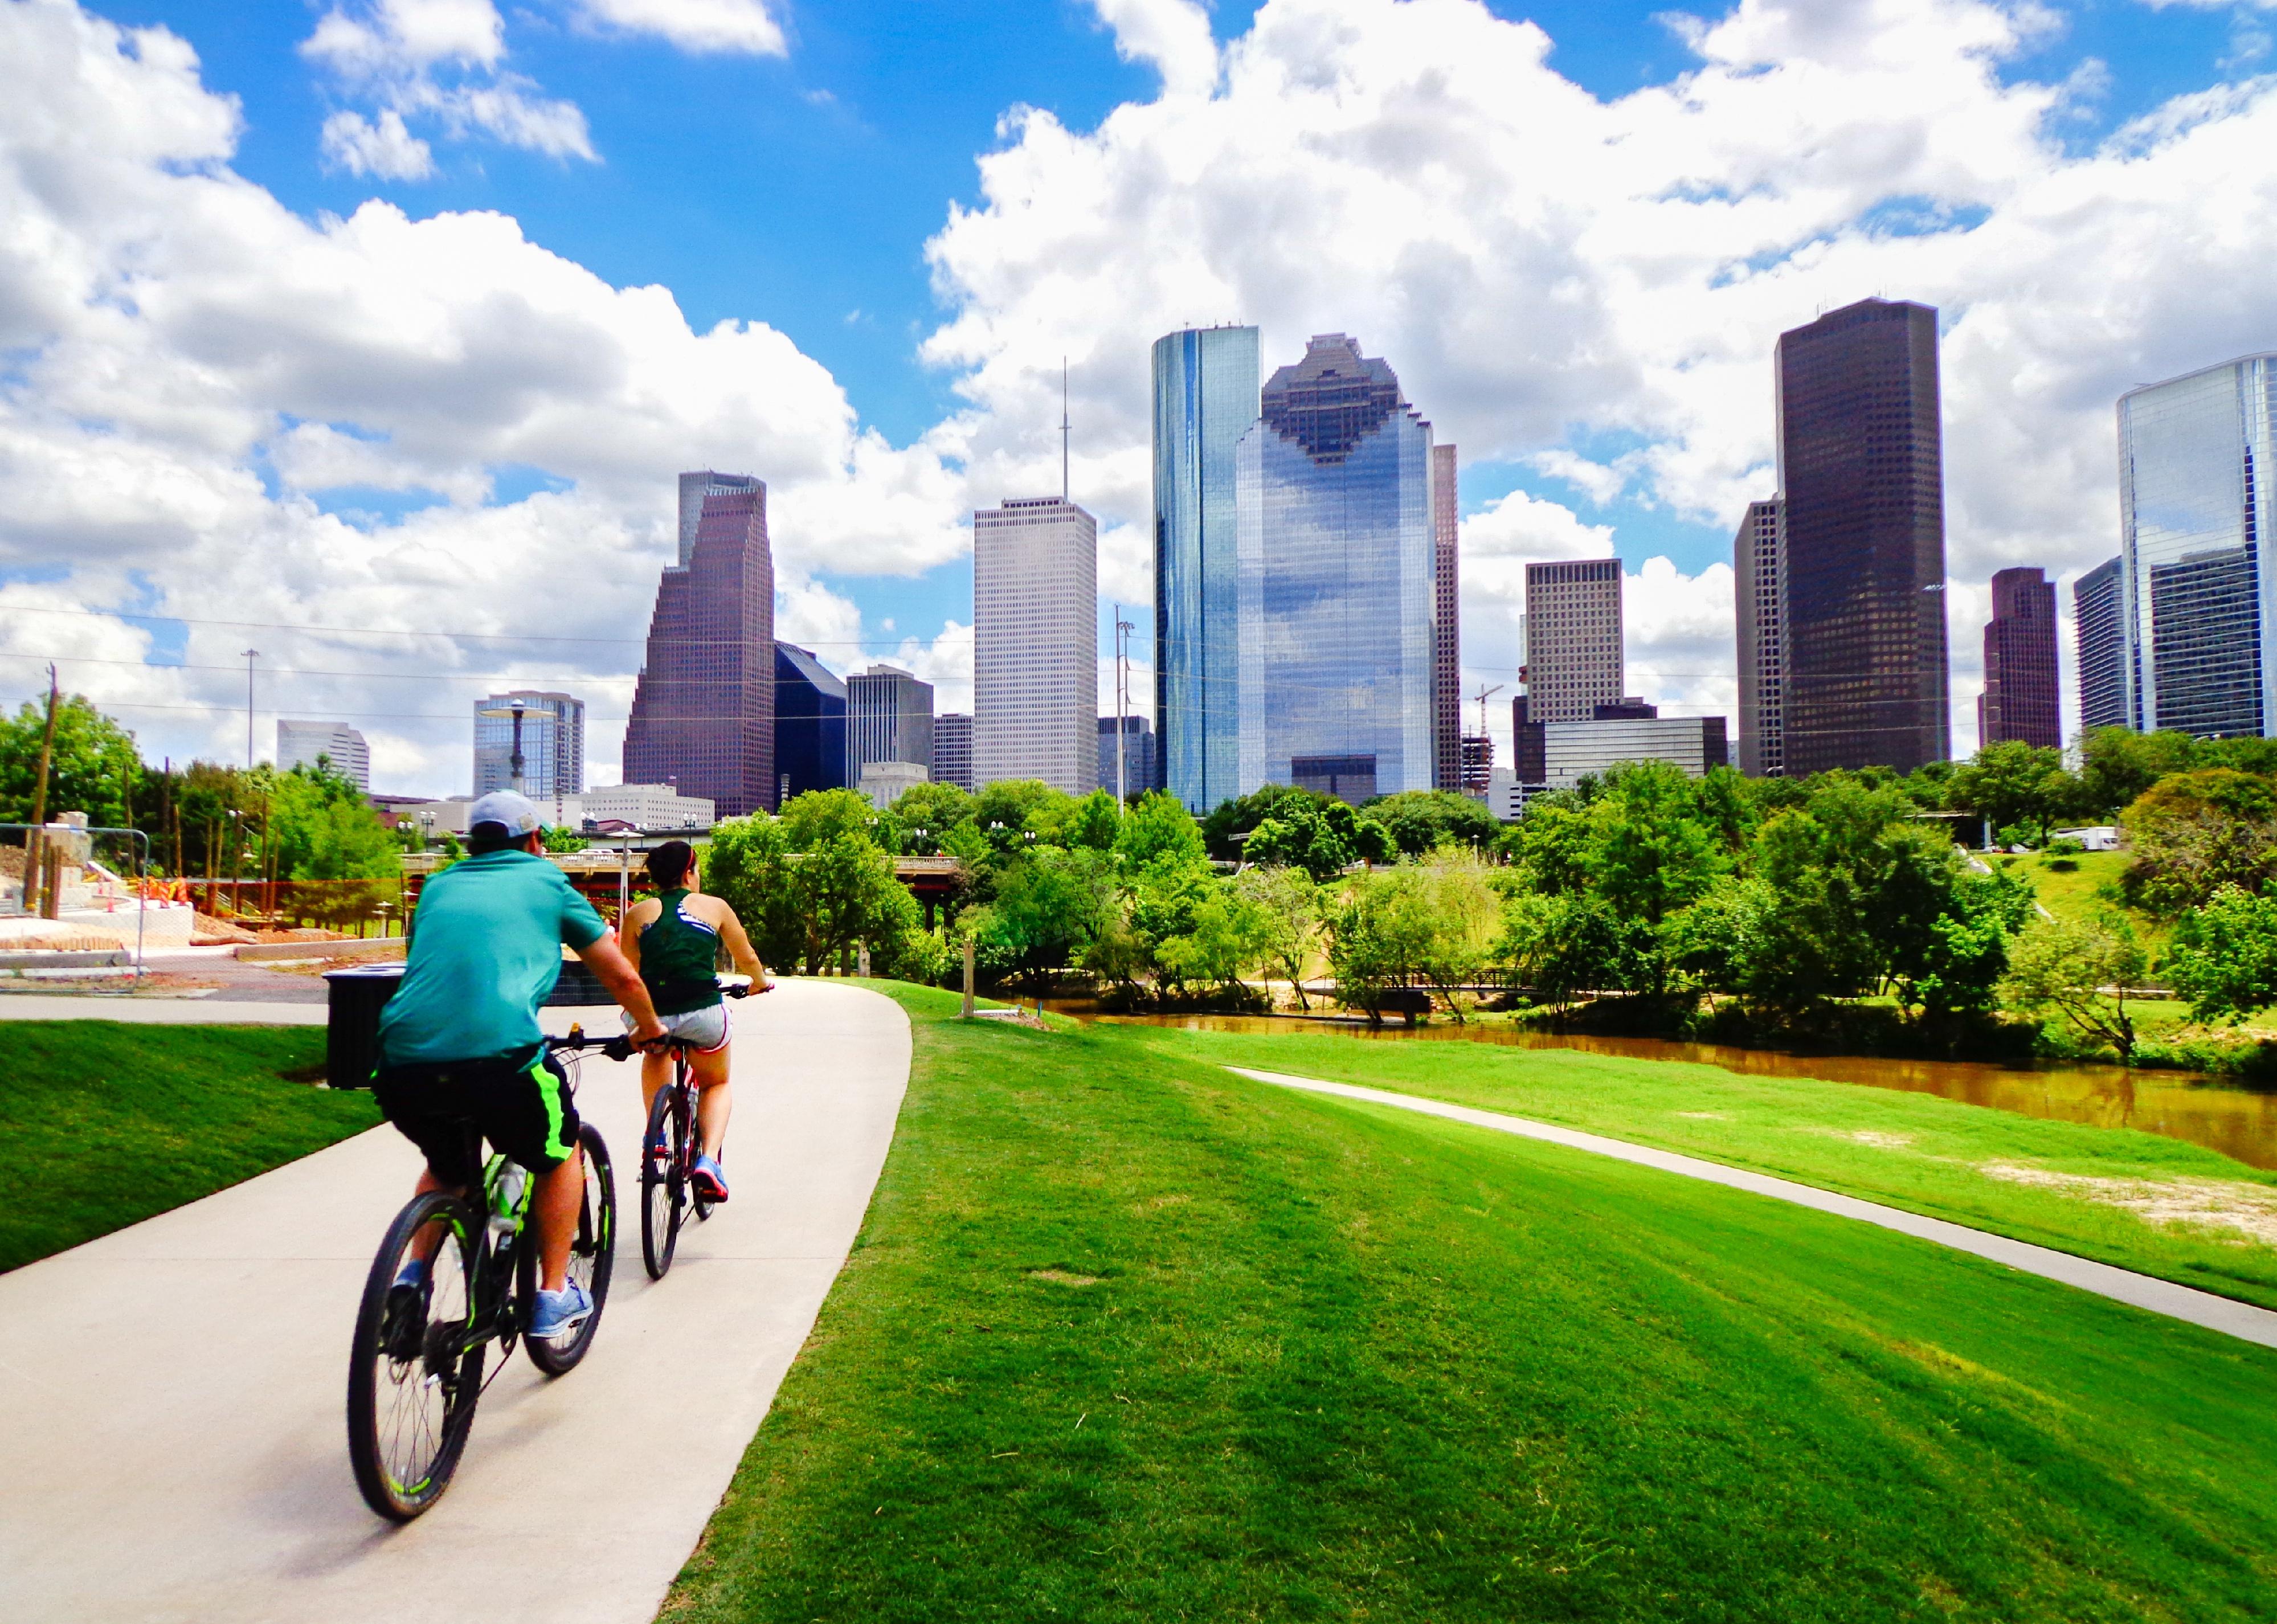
[373,1050,581,1187]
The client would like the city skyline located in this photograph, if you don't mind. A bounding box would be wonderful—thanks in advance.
[9,2,2277,795]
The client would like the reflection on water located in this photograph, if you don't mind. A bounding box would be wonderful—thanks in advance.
[1050,1003,2277,1172]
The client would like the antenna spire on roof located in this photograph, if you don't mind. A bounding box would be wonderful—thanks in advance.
[1061,357,1070,501]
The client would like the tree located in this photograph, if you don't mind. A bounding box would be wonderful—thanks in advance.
[1113,791,1208,872]
[1494,887,1653,1011]
[2001,913,2151,1061]
[2165,885,2277,1025]
[1154,886,1274,997]
[265,763,396,881]
[969,780,1076,857]
[1945,741,2075,845]
[1575,761,1730,931]
[1394,849,1503,1019]
[1245,800,1356,881]
[1232,864,1321,1008]
[0,693,141,829]
[1200,782,1319,860]
[705,812,915,975]
[2078,727,2198,819]
[1061,789,1122,852]
[1901,864,2034,1020]
[970,846,1109,990]
[886,781,975,850]
[2121,768,2277,915]
[780,788,896,854]
[1362,789,1499,857]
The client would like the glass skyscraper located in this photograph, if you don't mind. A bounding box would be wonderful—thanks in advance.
[624,477,775,816]
[1234,334,1436,804]
[473,691,584,799]
[2072,557,2127,733]
[2119,354,2276,738]
[1775,297,1951,774]
[1978,567,2060,749]
[1154,325,1260,813]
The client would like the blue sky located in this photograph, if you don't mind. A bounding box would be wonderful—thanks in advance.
[6,0,2276,789]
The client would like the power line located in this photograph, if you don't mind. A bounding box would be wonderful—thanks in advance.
[0,603,947,650]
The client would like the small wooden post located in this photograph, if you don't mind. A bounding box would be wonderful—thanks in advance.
[961,937,976,1020]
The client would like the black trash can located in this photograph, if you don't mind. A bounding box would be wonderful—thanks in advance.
[324,963,406,1090]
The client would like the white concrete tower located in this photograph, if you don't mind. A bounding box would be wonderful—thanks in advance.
[972,496,1099,794]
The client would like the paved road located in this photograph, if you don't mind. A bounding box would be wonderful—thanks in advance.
[1232,1066,2277,1352]
[0,980,911,1623]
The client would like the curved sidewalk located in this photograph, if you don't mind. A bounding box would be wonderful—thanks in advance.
[1232,1067,2277,1351]
[0,979,910,1624]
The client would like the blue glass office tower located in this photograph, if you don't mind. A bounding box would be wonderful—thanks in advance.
[1154,325,1261,812]
[773,641,847,801]
[1234,334,1436,804]
[2119,354,2277,738]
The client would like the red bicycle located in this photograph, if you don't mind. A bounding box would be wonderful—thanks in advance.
[640,977,757,1279]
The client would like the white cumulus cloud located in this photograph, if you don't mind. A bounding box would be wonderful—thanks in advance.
[571,0,787,56]
[921,0,2277,748]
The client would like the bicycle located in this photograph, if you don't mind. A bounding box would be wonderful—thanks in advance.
[346,1025,627,1521]
[640,976,759,1279]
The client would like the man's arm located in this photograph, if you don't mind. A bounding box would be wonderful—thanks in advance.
[577,932,668,1044]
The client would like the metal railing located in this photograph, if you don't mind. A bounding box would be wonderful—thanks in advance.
[2,823,152,980]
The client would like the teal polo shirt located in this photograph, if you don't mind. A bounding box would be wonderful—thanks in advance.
[377,849,608,1068]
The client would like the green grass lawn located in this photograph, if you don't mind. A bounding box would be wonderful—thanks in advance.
[665,987,2276,1622]
[0,1021,379,1271]
[1147,1026,2277,1313]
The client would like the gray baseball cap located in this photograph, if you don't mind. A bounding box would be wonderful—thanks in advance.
[468,790,542,838]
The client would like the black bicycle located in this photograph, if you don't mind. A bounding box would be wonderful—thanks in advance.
[641,977,759,1279]
[346,1026,624,1521]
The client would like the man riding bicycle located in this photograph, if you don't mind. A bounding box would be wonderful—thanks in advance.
[373,791,667,1341]
[618,838,768,1202]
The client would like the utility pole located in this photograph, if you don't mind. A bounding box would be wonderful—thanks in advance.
[240,649,259,769]
[27,665,58,917]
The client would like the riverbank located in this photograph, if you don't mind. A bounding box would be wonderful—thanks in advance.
[1142,1025,2277,1312]
[668,985,2276,1621]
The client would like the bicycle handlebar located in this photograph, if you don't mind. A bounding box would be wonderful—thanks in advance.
[546,977,767,1063]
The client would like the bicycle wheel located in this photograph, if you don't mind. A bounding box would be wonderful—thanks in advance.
[347,1192,485,1521]
[527,1125,616,1375]
[641,1083,685,1279]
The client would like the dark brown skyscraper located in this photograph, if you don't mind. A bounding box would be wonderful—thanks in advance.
[1430,442,1461,792]
[1978,566,2059,749]
[1775,298,1951,774]
[623,477,775,816]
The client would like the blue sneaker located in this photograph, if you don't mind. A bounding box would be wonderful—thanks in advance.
[530,1282,594,1340]
[692,1155,729,1204]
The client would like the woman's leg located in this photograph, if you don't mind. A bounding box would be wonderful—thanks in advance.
[640,1049,671,1135]
[690,1044,733,1160]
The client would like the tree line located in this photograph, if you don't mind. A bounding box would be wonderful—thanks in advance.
[696,731,2277,1070]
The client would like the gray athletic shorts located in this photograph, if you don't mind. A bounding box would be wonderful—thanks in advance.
[649,1003,730,1054]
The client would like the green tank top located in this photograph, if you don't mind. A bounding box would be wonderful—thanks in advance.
[639,889,723,1016]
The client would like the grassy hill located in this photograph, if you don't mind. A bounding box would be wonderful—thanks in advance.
[667,988,2276,1622]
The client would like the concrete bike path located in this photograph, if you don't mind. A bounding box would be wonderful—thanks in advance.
[1232,1067,2277,1352]
[0,978,911,1624]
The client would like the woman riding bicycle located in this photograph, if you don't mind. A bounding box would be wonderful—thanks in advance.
[618,840,768,1202]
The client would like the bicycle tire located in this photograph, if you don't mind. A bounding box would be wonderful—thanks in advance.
[347,1192,485,1521]
[641,1083,685,1279]
[527,1124,616,1375]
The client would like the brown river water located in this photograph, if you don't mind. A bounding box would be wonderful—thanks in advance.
[1046,1005,2277,1172]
